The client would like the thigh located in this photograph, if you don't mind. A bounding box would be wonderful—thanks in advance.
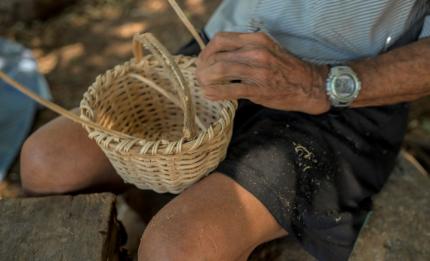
[139,173,287,261]
[20,110,125,194]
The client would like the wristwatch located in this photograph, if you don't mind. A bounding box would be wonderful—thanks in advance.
[326,65,361,107]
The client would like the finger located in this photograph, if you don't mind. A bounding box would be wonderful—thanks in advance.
[198,32,245,66]
[205,46,275,68]
[203,83,255,100]
[198,32,277,65]
[235,32,279,48]
[196,61,268,87]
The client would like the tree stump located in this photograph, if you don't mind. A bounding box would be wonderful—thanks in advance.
[0,193,121,261]
[249,153,429,260]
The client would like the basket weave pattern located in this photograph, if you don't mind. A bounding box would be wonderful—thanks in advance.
[79,34,237,193]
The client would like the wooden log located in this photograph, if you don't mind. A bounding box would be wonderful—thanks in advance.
[349,153,430,260]
[0,193,121,261]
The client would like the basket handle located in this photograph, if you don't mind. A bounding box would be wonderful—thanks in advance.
[133,33,197,139]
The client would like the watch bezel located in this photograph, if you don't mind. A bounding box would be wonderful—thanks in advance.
[326,66,361,107]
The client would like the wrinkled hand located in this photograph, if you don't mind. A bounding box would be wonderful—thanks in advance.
[196,32,330,115]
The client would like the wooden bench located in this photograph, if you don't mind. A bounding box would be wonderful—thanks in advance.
[0,193,121,261]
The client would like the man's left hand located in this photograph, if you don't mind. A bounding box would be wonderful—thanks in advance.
[196,32,330,115]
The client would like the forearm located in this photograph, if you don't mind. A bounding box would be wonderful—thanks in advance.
[348,37,430,107]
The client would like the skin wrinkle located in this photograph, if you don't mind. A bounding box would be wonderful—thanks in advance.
[257,59,326,109]
[206,225,220,257]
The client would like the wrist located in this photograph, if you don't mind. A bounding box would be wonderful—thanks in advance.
[308,63,330,114]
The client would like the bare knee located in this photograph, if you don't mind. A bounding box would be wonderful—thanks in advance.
[20,114,122,195]
[138,209,223,261]
[20,132,76,195]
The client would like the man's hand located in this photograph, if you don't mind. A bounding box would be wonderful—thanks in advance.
[196,32,330,115]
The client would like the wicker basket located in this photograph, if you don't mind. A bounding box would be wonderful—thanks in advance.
[0,0,237,194]
[79,33,236,193]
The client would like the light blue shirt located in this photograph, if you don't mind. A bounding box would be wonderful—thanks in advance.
[205,0,430,64]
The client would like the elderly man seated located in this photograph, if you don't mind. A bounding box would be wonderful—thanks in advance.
[20,0,430,260]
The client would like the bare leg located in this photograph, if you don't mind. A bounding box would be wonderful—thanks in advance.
[20,111,126,195]
[22,113,287,260]
[138,173,287,261]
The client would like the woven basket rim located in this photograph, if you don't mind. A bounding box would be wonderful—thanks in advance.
[80,56,237,156]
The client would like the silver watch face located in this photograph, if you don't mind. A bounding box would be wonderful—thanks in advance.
[333,74,356,99]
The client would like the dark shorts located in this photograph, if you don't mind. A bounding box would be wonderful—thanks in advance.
[217,101,408,260]
[178,33,409,261]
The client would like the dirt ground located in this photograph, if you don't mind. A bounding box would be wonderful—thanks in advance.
[0,0,429,259]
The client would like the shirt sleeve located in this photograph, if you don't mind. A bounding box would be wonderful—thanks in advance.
[419,16,430,39]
